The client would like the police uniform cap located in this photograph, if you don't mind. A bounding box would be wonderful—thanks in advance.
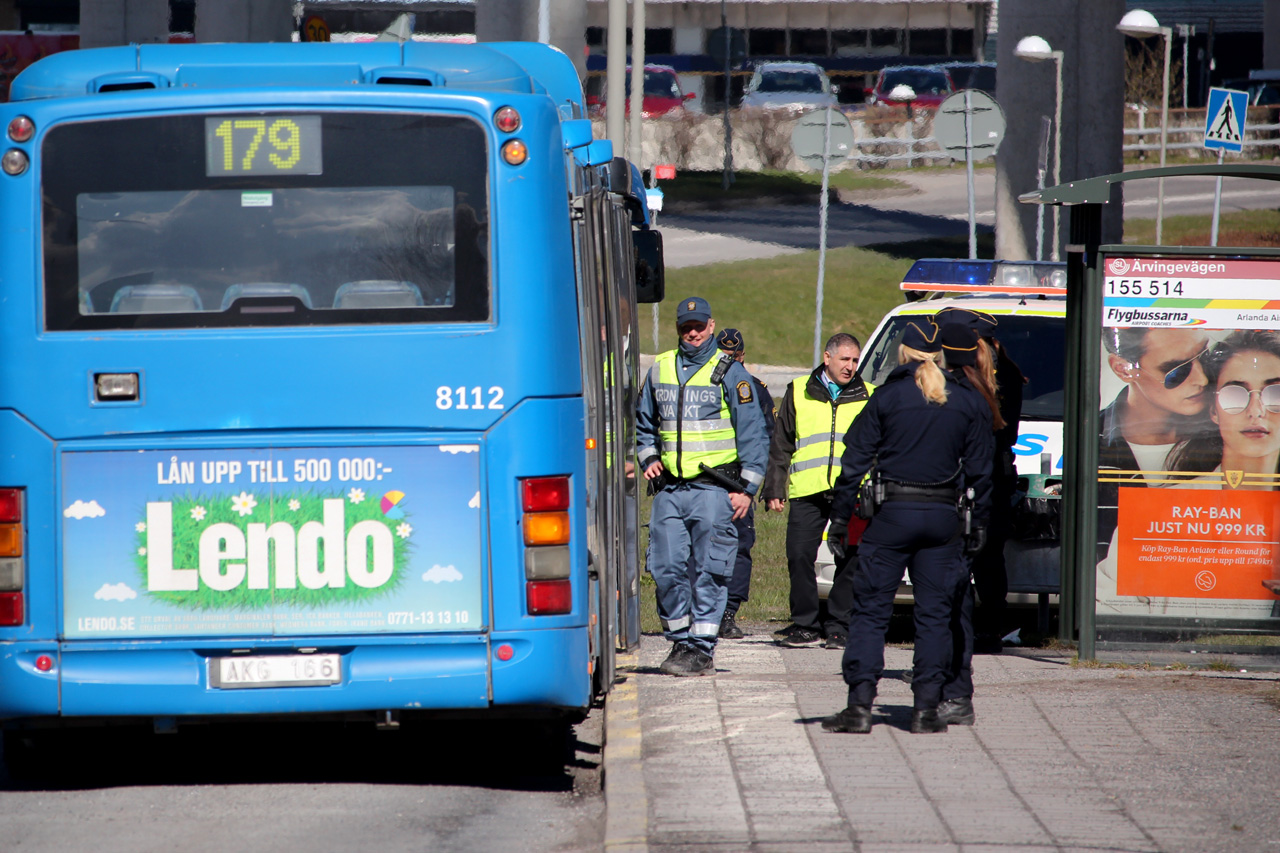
[717,327,745,353]
[901,319,942,353]
[934,306,998,336]
[940,323,979,366]
[676,296,712,325]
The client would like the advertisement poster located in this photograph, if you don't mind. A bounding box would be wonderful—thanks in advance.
[62,445,484,639]
[1097,255,1280,619]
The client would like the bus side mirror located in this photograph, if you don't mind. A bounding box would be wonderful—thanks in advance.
[633,229,665,304]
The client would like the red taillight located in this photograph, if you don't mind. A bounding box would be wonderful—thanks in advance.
[522,476,570,512]
[0,592,22,626]
[494,106,521,133]
[0,489,20,523]
[526,580,572,615]
[495,643,514,661]
[35,655,52,672]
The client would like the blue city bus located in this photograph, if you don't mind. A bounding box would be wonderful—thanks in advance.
[0,40,659,766]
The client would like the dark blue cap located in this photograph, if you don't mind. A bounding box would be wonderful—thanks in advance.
[676,296,711,325]
[717,328,745,353]
[935,307,998,336]
[901,319,942,353]
[940,323,979,366]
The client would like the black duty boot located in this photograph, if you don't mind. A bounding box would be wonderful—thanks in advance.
[822,704,873,733]
[666,648,715,677]
[659,643,694,675]
[719,610,745,639]
[910,708,949,734]
[937,697,975,726]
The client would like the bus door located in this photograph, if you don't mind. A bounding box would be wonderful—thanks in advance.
[605,202,642,650]
[570,181,616,690]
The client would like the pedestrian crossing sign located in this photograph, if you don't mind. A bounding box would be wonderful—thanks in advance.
[1204,87,1247,153]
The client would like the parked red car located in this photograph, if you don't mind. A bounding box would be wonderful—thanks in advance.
[867,65,955,110]
[586,65,695,118]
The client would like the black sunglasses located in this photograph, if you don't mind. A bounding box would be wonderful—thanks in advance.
[1148,345,1210,389]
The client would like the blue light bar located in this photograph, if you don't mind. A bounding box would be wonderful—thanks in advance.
[902,259,995,286]
[901,259,1067,295]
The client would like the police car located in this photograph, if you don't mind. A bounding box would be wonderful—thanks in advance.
[816,259,1066,605]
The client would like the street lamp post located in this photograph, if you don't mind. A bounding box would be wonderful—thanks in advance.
[1118,9,1173,245]
[1015,35,1063,262]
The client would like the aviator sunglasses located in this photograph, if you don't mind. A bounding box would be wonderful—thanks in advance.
[1146,345,1210,389]
[1215,384,1280,415]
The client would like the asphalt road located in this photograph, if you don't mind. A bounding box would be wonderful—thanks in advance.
[659,166,1280,267]
[0,715,604,853]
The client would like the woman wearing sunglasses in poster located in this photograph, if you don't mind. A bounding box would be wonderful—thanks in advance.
[1168,330,1280,488]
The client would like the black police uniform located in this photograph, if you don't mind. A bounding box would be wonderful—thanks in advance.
[825,325,993,731]
[710,328,776,633]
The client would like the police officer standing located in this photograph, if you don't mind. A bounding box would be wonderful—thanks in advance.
[713,328,775,640]
[822,320,992,733]
[937,307,1025,654]
[638,297,770,675]
[762,333,873,649]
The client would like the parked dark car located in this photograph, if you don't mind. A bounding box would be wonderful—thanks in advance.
[867,65,955,109]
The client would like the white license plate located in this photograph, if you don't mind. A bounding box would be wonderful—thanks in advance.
[210,654,341,689]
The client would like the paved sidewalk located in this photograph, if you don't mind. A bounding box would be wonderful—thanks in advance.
[604,630,1280,853]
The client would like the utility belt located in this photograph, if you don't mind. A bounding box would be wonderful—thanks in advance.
[653,462,743,494]
[854,463,966,522]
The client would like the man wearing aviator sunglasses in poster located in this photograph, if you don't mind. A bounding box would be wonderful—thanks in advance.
[1097,255,1280,620]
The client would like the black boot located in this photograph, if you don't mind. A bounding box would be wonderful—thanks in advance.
[718,609,745,639]
[822,704,873,733]
[910,708,948,734]
[937,697,975,726]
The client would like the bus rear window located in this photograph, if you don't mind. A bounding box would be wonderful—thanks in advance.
[42,112,489,330]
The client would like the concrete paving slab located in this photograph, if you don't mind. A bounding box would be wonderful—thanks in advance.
[604,630,1280,852]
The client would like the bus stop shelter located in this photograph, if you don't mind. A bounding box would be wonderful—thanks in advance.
[1023,163,1280,665]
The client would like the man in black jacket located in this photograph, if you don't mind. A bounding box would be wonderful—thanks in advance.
[761,333,874,649]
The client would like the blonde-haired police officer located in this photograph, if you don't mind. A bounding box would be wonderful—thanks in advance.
[822,320,992,734]
[762,332,874,649]
[637,297,769,675]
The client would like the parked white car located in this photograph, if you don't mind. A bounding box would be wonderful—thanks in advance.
[741,61,839,112]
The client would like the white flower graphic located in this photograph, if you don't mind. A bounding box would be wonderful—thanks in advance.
[396,522,413,539]
[190,506,207,521]
[348,488,366,504]
[288,499,301,512]
[230,492,257,517]
[138,547,147,556]
[135,522,147,532]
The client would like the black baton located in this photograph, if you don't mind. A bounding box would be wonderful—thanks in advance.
[698,463,746,493]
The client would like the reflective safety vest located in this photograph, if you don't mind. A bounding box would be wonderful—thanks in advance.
[788,377,874,498]
[655,350,739,479]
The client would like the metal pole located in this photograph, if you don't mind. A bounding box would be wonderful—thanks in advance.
[606,0,627,153]
[813,106,833,367]
[1211,148,1225,246]
[629,0,646,165]
[1156,27,1171,245]
[1035,115,1051,262]
[538,0,550,43]
[964,90,977,259]
[1051,52,1063,262]
[721,0,734,190]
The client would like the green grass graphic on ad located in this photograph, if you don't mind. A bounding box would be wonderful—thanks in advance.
[134,489,412,610]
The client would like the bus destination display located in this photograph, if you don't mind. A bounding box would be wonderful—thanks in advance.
[205,115,322,177]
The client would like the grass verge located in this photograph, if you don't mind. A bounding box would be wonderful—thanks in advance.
[655,233,993,366]
[1123,208,1280,246]
[658,168,908,208]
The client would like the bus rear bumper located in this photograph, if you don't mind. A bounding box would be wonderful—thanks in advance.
[0,629,591,721]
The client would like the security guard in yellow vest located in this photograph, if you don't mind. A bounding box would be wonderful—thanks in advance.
[761,332,874,649]
[637,297,769,676]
